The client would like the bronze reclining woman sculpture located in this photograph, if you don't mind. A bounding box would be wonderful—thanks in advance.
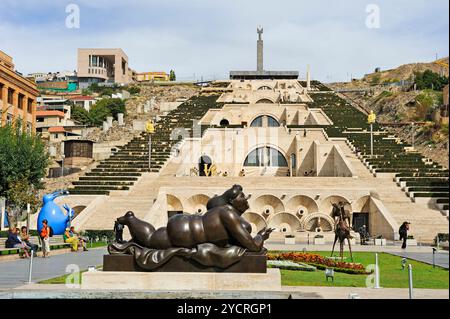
[108,185,273,271]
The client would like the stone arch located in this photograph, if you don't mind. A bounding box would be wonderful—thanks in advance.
[257,85,273,91]
[253,195,285,217]
[267,212,302,233]
[286,195,319,218]
[167,194,183,212]
[250,114,280,127]
[352,195,371,213]
[320,195,353,215]
[255,98,275,104]
[185,194,210,215]
[301,212,335,232]
[244,145,288,167]
[242,212,267,234]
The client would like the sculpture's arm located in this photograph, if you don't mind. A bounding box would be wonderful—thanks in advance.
[222,212,263,252]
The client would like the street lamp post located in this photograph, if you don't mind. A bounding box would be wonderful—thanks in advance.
[148,134,152,171]
[368,110,376,157]
[370,123,374,156]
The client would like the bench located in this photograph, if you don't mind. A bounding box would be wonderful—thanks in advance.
[0,235,71,256]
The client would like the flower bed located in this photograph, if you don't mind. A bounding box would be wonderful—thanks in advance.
[267,260,316,272]
[268,252,371,275]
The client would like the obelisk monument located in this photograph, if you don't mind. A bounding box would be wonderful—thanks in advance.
[257,26,264,72]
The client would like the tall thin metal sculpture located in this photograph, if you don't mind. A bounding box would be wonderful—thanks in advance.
[330,202,354,262]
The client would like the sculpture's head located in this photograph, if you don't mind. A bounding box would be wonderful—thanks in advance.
[229,187,250,214]
[117,211,135,225]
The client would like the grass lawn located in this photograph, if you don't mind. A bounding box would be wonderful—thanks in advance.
[38,243,107,285]
[39,250,448,289]
[39,266,102,284]
[279,251,449,289]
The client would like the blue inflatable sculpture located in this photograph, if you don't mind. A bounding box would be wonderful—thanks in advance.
[37,190,74,235]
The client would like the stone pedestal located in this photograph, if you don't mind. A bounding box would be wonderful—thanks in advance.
[102,121,109,132]
[81,268,281,291]
[106,116,113,128]
[103,252,267,273]
[117,113,124,126]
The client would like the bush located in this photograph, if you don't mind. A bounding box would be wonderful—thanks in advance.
[83,230,115,242]
[94,98,126,119]
[71,105,90,125]
[415,70,449,91]
[88,103,111,126]
[268,252,369,274]
[435,233,449,244]
[126,86,141,95]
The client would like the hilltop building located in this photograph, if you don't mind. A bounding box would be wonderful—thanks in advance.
[0,50,39,133]
[77,48,133,89]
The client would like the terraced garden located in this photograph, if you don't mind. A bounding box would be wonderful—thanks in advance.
[305,88,449,211]
[69,94,222,195]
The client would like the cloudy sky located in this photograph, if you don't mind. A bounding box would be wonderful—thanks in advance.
[0,0,448,82]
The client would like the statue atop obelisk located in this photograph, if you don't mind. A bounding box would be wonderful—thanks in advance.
[257,26,264,72]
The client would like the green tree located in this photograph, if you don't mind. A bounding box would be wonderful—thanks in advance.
[71,105,90,125]
[169,70,176,81]
[0,125,49,227]
[126,86,141,95]
[415,70,449,91]
[88,103,111,126]
[415,92,435,120]
[6,178,41,227]
[94,98,126,119]
[100,88,114,97]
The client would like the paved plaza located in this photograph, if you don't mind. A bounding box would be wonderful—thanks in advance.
[0,248,106,289]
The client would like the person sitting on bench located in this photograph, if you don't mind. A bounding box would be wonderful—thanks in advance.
[63,228,79,252]
[5,227,30,258]
[70,226,88,251]
[20,226,38,255]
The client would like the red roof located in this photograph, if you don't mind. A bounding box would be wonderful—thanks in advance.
[69,95,95,101]
[36,110,65,118]
[48,126,66,133]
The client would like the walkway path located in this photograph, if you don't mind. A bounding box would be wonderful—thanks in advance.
[283,286,448,299]
[0,247,106,288]
[388,251,449,269]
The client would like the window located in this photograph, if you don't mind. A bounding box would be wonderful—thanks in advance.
[27,99,33,113]
[250,116,263,127]
[267,116,280,127]
[244,147,288,167]
[255,99,274,104]
[244,147,264,166]
[250,115,279,127]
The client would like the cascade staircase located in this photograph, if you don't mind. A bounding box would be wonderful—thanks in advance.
[68,94,222,195]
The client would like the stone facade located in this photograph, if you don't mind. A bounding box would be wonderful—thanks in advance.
[0,50,38,133]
